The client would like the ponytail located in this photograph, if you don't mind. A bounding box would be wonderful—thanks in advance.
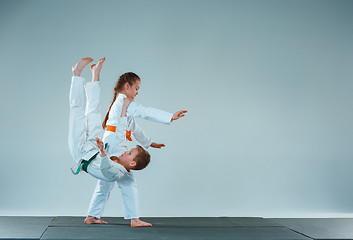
[102,72,140,129]
[102,91,118,129]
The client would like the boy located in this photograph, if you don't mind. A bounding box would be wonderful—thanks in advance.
[69,57,152,227]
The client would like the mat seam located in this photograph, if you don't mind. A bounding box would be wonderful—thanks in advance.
[285,226,315,240]
[39,217,56,239]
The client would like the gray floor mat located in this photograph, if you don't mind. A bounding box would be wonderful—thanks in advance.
[49,216,128,227]
[270,218,353,239]
[50,216,279,228]
[41,226,311,240]
[4,216,353,239]
[0,216,54,240]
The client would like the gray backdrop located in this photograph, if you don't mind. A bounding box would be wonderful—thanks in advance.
[0,0,352,218]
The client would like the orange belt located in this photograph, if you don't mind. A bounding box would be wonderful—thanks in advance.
[106,125,132,141]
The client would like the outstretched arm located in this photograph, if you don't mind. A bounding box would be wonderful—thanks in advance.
[149,110,188,148]
[127,102,174,124]
[131,120,153,149]
[131,108,187,149]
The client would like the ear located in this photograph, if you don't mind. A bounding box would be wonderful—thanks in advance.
[124,82,130,90]
[129,161,137,168]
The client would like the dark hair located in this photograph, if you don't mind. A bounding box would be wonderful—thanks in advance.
[132,145,151,170]
[102,72,140,129]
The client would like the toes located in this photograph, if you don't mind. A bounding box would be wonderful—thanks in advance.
[82,57,93,62]
[84,220,92,224]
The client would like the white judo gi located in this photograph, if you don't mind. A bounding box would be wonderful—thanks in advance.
[68,76,135,204]
[87,92,174,219]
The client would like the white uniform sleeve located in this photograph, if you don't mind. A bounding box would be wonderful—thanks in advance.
[99,155,125,181]
[131,119,152,149]
[127,102,173,124]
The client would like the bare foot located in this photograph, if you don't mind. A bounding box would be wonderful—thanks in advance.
[84,216,108,224]
[72,57,93,77]
[90,57,106,82]
[130,218,152,228]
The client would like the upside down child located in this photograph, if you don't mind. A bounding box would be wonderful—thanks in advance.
[69,57,187,227]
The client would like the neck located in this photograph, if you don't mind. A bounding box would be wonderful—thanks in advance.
[109,156,130,172]
[119,90,128,96]
[110,156,119,163]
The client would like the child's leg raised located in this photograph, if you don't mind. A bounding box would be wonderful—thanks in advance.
[90,57,105,82]
[68,57,93,162]
[85,58,106,143]
[72,57,93,77]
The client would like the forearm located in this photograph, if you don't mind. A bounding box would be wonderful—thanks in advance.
[128,102,173,124]
[131,120,152,149]
[121,106,127,117]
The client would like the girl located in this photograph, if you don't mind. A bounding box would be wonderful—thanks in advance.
[86,68,187,227]
[69,65,144,180]
[70,57,154,227]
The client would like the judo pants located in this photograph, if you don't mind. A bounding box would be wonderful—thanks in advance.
[68,76,139,220]
[68,76,102,162]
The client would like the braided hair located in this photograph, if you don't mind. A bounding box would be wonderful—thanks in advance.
[102,72,140,129]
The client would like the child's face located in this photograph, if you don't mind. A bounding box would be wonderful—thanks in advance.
[119,147,139,169]
[125,80,140,100]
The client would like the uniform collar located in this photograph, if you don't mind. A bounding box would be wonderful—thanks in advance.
[118,93,127,99]
[111,161,129,174]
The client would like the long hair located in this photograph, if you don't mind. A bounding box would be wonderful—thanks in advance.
[102,72,140,129]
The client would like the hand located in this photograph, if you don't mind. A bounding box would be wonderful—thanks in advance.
[172,110,187,121]
[96,138,107,157]
[150,142,166,149]
[122,97,134,108]
[121,98,134,117]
